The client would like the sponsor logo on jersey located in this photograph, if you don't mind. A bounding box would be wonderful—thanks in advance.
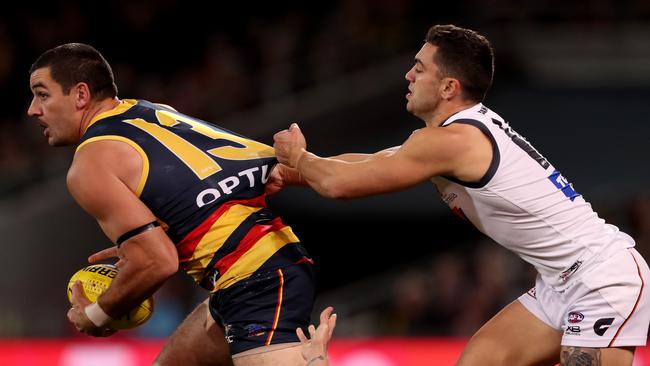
[548,170,580,201]
[568,312,584,323]
[441,192,457,205]
[594,317,615,336]
[196,164,271,208]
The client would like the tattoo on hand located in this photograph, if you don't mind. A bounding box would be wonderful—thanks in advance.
[561,347,601,366]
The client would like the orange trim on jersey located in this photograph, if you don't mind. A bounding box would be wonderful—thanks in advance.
[177,195,267,262]
[214,224,298,290]
[294,257,314,265]
[266,269,284,346]
[608,251,645,347]
[182,204,263,281]
[215,217,284,273]
[75,135,150,197]
[83,99,137,134]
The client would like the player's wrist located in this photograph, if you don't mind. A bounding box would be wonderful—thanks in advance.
[293,149,307,170]
[85,302,113,327]
[306,354,327,366]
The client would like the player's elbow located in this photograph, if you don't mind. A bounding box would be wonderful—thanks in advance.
[144,248,178,282]
[156,253,179,279]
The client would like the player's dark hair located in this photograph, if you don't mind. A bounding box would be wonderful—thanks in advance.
[30,43,118,100]
[426,24,494,102]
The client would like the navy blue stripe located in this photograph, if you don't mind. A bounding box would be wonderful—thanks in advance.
[442,118,500,188]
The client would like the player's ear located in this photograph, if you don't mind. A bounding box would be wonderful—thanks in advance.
[74,82,92,109]
[440,77,461,101]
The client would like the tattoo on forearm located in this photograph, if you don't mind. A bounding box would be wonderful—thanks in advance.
[306,355,326,366]
[561,347,602,366]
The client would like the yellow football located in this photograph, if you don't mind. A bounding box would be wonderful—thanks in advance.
[67,264,154,329]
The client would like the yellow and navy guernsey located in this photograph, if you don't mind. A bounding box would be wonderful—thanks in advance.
[77,99,304,292]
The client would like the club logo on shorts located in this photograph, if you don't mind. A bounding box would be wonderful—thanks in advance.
[244,323,266,337]
[593,317,615,336]
[568,312,584,324]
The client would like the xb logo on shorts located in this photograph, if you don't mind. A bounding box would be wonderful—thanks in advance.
[565,325,581,335]
[593,317,615,336]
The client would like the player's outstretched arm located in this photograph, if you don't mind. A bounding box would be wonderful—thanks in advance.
[274,123,482,198]
[266,146,402,194]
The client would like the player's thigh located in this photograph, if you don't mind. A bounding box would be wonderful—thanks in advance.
[154,298,233,366]
[560,346,634,366]
[232,344,304,366]
[457,300,562,366]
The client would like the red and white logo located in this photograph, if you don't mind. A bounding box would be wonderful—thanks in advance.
[568,312,584,324]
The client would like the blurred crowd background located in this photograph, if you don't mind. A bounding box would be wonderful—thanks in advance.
[1,0,649,340]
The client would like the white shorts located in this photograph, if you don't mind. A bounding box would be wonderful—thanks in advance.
[518,248,650,347]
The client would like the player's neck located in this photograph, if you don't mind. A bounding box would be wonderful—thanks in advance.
[427,99,477,127]
[78,98,121,137]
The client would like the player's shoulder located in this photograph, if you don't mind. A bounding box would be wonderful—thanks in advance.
[408,123,482,145]
[395,126,466,165]
[71,138,142,181]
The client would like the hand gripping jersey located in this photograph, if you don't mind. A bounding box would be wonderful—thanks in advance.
[77,99,301,291]
[431,103,635,290]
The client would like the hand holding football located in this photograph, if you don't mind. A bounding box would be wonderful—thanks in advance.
[67,264,154,329]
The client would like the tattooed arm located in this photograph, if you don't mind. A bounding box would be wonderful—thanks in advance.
[561,347,602,366]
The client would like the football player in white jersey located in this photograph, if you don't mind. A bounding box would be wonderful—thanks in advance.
[272,24,650,366]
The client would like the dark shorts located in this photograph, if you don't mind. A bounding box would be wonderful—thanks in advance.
[208,244,315,355]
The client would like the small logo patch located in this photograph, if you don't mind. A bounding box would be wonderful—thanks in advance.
[244,324,267,337]
[526,287,537,299]
[565,325,581,335]
[568,312,584,324]
[559,260,583,282]
[224,324,234,344]
[548,170,580,201]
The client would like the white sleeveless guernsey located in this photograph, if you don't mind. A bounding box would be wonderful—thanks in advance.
[431,103,634,290]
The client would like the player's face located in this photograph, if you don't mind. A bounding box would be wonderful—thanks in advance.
[28,67,80,146]
[405,43,444,120]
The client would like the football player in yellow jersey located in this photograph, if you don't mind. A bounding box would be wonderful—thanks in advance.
[28,43,316,366]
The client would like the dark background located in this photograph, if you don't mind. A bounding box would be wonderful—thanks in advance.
[1,0,649,337]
